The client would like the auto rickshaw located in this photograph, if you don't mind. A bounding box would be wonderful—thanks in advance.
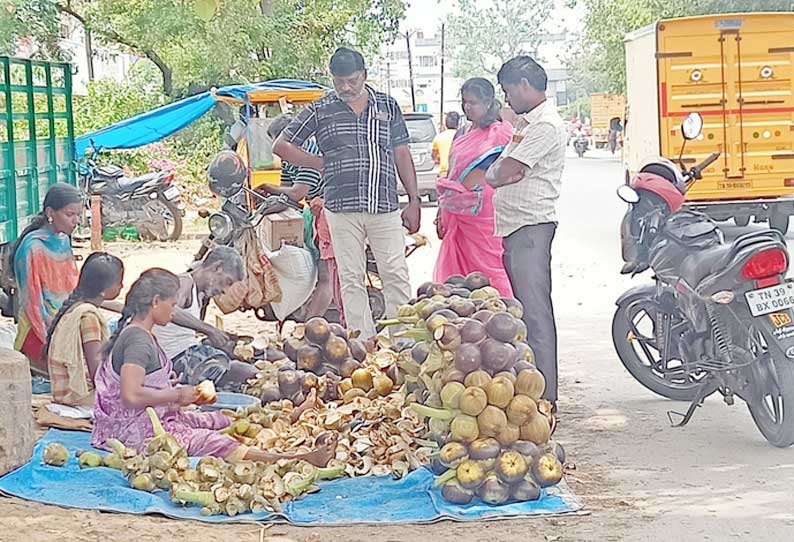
[211,80,328,201]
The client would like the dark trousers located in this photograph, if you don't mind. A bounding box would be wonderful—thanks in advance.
[503,223,558,403]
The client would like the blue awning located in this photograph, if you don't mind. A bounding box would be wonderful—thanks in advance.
[74,79,328,156]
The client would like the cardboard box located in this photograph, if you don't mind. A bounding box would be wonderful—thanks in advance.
[259,208,304,251]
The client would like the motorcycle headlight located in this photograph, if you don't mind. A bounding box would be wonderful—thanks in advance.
[208,213,234,243]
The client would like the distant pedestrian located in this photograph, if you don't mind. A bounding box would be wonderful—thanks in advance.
[432,111,461,178]
[486,56,567,409]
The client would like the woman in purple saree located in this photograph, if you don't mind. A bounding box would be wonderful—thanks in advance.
[92,268,335,464]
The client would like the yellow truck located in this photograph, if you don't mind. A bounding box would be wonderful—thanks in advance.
[590,93,625,149]
[624,12,794,233]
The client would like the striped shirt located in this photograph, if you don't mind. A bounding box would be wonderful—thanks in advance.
[282,86,410,214]
[493,100,567,237]
[281,138,325,200]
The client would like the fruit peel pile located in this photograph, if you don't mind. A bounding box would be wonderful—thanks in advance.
[224,392,435,479]
[387,272,565,505]
[40,408,345,516]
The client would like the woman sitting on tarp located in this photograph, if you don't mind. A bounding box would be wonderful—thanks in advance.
[258,114,343,322]
[9,184,83,374]
[45,252,125,407]
[92,267,337,464]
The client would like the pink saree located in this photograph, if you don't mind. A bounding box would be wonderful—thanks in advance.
[433,121,514,296]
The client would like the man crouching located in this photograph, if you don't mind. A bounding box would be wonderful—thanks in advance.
[153,246,257,390]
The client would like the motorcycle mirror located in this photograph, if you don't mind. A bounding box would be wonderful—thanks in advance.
[617,185,640,204]
[681,113,704,140]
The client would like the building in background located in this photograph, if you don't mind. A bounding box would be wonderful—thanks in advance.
[16,14,139,96]
[371,30,463,123]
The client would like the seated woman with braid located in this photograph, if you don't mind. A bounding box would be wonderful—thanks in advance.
[92,268,336,464]
[46,252,125,407]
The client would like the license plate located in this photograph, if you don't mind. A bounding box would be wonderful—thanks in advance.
[745,282,794,317]
[163,186,180,200]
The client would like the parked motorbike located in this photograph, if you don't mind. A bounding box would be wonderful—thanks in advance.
[573,132,588,158]
[612,112,794,447]
[78,145,184,241]
[193,174,423,326]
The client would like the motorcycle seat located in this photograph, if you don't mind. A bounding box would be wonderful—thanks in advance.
[116,172,160,192]
[679,244,732,286]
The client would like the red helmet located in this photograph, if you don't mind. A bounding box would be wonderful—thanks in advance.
[631,172,686,213]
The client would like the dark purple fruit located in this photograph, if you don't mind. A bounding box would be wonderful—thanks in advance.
[454,343,482,373]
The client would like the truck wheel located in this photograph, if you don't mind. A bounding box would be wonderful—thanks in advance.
[734,215,750,227]
[770,213,790,235]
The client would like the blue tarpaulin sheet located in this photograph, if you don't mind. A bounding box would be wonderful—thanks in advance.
[0,430,583,525]
[74,80,328,157]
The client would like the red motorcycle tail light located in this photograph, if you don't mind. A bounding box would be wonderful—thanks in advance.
[164,173,174,185]
[742,249,788,280]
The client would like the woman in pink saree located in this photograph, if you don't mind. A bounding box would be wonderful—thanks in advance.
[434,78,514,296]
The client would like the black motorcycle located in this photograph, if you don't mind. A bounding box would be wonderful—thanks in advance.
[573,132,588,158]
[78,146,184,241]
[612,112,794,447]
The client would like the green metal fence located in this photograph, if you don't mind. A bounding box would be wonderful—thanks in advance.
[0,56,75,245]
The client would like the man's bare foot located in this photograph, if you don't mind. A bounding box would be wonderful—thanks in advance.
[304,431,338,467]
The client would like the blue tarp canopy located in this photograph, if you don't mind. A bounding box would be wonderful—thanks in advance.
[74,79,328,156]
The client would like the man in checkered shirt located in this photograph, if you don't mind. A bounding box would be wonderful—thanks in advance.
[274,47,421,339]
[486,56,567,410]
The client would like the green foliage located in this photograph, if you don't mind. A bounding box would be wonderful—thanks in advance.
[571,0,794,93]
[446,0,554,80]
[3,0,405,96]
[0,0,63,58]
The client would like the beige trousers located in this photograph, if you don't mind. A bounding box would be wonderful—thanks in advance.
[324,210,411,339]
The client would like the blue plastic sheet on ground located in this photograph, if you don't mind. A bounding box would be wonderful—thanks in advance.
[74,80,329,157]
[0,430,583,525]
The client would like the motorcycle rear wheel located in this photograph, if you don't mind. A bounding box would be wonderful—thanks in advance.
[748,354,794,448]
[611,303,701,401]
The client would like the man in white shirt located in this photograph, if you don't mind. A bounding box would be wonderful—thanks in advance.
[486,56,567,410]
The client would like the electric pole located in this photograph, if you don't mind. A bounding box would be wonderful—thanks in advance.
[439,23,445,127]
[405,32,416,112]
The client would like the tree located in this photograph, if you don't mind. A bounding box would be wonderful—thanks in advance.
[446,0,554,80]
[570,0,794,94]
[3,0,406,97]
[0,0,63,59]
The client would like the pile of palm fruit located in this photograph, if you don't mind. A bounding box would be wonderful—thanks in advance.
[380,272,565,505]
[244,317,404,406]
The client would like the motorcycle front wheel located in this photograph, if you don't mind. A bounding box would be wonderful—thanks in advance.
[611,302,701,401]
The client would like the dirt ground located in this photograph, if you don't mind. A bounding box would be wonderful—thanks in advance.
[2,151,794,541]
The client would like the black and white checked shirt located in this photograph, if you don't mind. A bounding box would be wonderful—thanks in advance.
[282,86,410,214]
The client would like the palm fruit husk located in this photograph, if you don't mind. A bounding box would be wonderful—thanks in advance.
[506,395,537,426]
[495,422,521,447]
[477,473,511,505]
[459,386,488,417]
[532,453,563,488]
[439,442,468,469]
[477,405,508,438]
[43,443,69,467]
[131,473,157,492]
[197,380,217,403]
[520,414,552,446]
[441,480,475,504]
[486,375,515,409]
[450,414,480,443]
[515,368,546,401]
[77,451,102,469]
[455,459,486,490]
[495,450,528,484]
[440,381,466,410]
[511,475,542,502]
[464,370,492,390]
